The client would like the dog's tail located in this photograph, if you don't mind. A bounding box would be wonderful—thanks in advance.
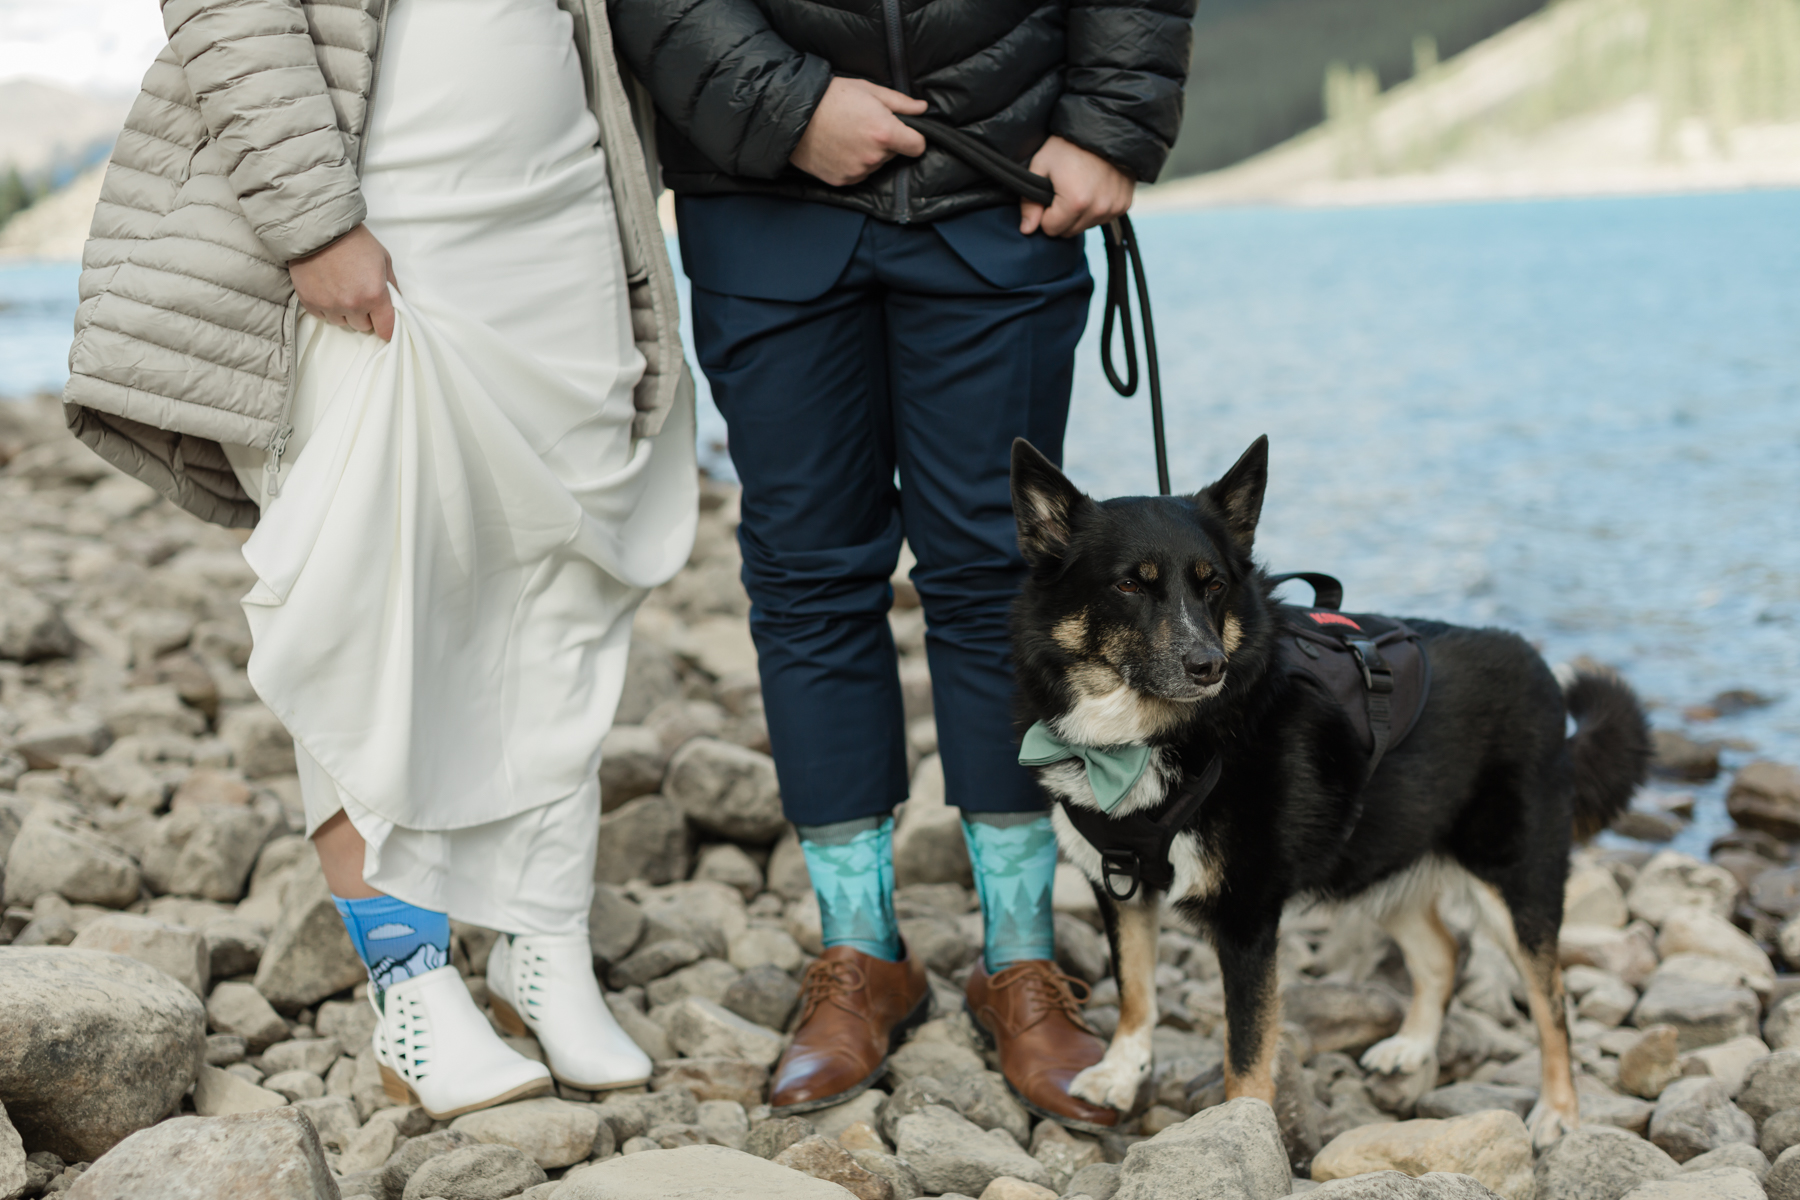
[1561,666,1652,840]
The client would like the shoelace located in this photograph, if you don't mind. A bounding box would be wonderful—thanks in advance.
[989,961,1093,1031]
[797,958,868,1025]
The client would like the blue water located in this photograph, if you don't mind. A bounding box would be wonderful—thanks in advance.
[8,190,1798,854]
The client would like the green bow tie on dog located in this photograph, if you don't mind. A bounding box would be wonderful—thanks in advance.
[1018,723,1152,813]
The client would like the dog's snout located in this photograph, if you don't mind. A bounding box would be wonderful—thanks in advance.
[1184,651,1226,687]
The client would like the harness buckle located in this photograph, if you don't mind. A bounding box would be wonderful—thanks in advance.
[1344,639,1395,694]
[1099,849,1142,902]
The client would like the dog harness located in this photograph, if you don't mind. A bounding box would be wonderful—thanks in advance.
[1042,573,1432,901]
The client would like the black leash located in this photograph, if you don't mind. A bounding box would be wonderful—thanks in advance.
[899,116,1171,496]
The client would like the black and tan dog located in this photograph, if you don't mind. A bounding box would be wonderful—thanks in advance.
[1008,435,1650,1147]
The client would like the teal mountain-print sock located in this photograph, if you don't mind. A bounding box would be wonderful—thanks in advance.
[962,812,1057,973]
[332,893,451,1004]
[798,816,901,962]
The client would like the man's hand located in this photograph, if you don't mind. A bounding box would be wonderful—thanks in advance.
[1020,136,1135,238]
[289,223,399,341]
[791,77,927,187]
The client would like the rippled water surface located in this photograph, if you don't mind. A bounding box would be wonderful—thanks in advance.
[8,189,1798,852]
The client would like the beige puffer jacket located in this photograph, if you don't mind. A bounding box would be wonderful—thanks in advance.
[64,0,691,529]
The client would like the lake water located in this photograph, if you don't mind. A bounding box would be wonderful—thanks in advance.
[6,189,1798,854]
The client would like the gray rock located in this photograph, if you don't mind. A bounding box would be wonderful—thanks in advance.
[383,1129,478,1199]
[665,996,785,1065]
[897,916,978,978]
[650,1057,768,1107]
[1743,1052,1800,1124]
[216,704,295,780]
[68,912,209,996]
[0,947,206,1161]
[1065,1162,1122,1200]
[202,916,268,979]
[1414,1083,1539,1121]
[138,805,270,902]
[1533,1124,1683,1200]
[944,1071,1030,1146]
[1283,982,1406,1056]
[261,1037,342,1077]
[450,1097,600,1170]
[1648,1077,1757,1163]
[766,829,812,901]
[646,957,742,1009]
[205,981,290,1051]
[3,805,141,908]
[0,583,76,664]
[204,1034,247,1066]
[1633,979,1760,1052]
[555,1143,864,1199]
[588,883,646,964]
[617,636,683,726]
[886,1039,984,1087]
[1274,1042,1324,1172]
[262,1069,323,1101]
[251,853,365,1011]
[1769,1145,1800,1200]
[603,992,672,1061]
[1621,1026,1685,1099]
[892,758,972,889]
[696,842,767,900]
[191,1064,286,1115]
[849,1148,922,1200]
[600,725,668,812]
[729,925,805,973]
[773,1134,897,1200]
[894,1105,1052,1196]
[1682,1143,1771,1181]
[879,1076,962,1146]
[1055,913,1110,985]
[593,794,690,887]
[315,998,378,1055]
[1728,762,1800,843]
[744,1116,818,1160]
[401,1143,547,1200]
[695,1098,749,1150]
[664,739,787,845]
[593,1089,699,1143]
[608,936,702,989]
[291,1095,360,1152]
[721,962,802,1031]
[61,1108,335,1200]
[1312,1173,1504,1198]
[1618,1166,1767,1198]
[1763,1108,1800,1160]
[0,1100,25,1200]
[1113,1098,1291,1200]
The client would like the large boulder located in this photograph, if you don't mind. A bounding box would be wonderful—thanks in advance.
[556,1143,860,1198]
[894,1104,1052,1196]
[1740,1051,1800,1124]
[0,1100,25,1200]
[449,1097,599,1169]
[63,1108,336,1200]
[0,948,206,1161]
[1113,1098,1291,1200]
[1647,1078,1758,1163]
[664,738,786,845]
[252,853,365,1011]
[138,804,273,902]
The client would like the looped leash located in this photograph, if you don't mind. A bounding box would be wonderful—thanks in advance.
[898,115,1171,496]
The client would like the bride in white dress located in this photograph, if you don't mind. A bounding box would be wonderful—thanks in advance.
[222,0,695,1117]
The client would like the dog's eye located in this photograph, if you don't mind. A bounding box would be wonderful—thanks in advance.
[1206,579,1225,594]
[1116,579,1141,594]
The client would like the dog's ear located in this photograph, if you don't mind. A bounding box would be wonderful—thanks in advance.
[1199,435,1269,551]
[1011,438,1087,563]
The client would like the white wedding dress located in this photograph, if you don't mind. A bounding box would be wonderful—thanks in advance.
[224,0,695,935]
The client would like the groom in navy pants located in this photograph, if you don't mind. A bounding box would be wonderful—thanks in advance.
[614,0,1193,1128]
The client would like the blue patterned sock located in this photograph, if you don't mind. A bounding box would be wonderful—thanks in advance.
[332,894,451,1004]
[962,813,1057,973]
[798,816,901,962]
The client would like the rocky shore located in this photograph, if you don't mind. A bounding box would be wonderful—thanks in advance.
[4,394,1800,1200]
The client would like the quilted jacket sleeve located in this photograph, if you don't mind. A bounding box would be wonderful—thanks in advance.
[1055,0,1196,182]
[608,0,833,180]
[162,0,367,262]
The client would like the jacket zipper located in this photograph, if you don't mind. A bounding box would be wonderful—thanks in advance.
[880,0,912,223]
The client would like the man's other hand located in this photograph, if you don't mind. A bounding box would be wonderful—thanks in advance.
[791,77,928,187]
[1019,136,1135,238]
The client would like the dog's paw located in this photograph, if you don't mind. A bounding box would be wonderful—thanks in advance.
[1070,1052,1150,1113]
[1525,1099,1579,1152]
[1360,1034,1437,1075]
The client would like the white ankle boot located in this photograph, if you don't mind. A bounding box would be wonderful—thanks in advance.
[487,932,654,1091]
[372,964,553,1119]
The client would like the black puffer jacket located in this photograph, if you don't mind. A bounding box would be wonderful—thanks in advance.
[609,0,1194,224]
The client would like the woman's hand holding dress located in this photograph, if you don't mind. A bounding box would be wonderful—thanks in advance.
[290,224,400,341]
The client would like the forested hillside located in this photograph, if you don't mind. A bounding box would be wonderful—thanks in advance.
[1166,0,1552,177]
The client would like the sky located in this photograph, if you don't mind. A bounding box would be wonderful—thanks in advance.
[0,0,168,94]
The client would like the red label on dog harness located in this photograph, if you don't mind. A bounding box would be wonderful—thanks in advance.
[1309,612,1362,629]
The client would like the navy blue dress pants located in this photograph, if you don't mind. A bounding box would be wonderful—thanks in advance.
[679,197,1092,826]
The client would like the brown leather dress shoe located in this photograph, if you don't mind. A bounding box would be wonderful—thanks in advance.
[965,959,1121,1133]
[768,945,931,1114]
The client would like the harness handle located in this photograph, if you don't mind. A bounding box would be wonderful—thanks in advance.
[898,115,1171,496]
